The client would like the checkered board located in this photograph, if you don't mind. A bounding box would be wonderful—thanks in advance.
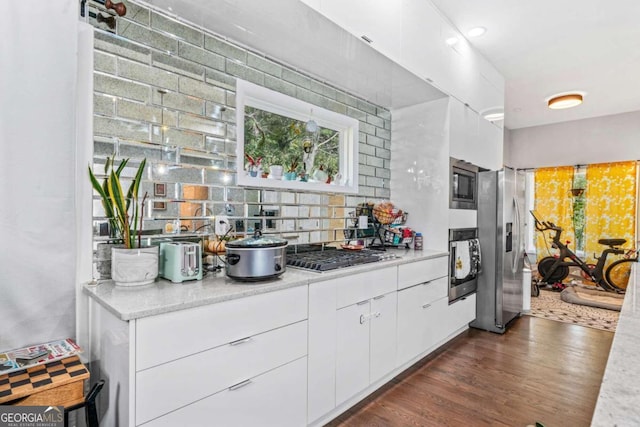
[0,355,88,404]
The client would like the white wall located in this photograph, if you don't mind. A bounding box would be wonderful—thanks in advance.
[391,98,450,251]
[506,110,640,168]
[0,2,79,349]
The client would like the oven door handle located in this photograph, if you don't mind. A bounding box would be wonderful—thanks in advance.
[449,243,457,284]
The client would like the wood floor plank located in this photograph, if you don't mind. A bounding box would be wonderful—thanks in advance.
[328,316,613,427]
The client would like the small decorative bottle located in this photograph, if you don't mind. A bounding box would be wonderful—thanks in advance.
[414,232,423,250]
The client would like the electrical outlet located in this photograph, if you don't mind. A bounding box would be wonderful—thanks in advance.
[215,215,230,236]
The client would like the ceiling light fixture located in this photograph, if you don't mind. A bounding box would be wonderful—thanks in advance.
[467,27,486,37]
[547,93,583,109]
[483,112,504,122]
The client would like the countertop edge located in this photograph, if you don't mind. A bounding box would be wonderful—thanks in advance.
[591,262,640,426]
[83,249,448,321]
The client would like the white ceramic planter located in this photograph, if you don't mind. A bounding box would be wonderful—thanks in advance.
[111,246,159,287]
[96,242,125,280]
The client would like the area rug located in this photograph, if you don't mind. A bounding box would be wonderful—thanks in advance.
[527,288,619,332]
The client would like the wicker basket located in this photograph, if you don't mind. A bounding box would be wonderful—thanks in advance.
[373,202,403,225]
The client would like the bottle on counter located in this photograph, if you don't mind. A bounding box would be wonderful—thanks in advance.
[414,232,423,250]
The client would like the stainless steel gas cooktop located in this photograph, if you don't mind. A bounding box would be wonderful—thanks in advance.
[286,248,398,272]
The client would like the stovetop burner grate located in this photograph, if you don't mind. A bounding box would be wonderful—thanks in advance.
[286,249,396,272]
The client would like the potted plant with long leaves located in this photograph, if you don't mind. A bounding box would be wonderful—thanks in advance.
[89,157,159,286]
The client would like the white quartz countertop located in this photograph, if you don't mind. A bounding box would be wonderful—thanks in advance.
[84,248,448,321]
[592,262,640,426]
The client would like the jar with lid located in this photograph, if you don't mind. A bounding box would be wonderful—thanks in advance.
[414,232,423,250]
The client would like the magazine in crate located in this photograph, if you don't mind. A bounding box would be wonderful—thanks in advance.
[0,338,82,375]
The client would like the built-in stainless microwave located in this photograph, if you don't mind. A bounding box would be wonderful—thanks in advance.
[450,158,479,210]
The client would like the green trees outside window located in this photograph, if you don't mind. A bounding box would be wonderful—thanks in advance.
[244,106,340,182]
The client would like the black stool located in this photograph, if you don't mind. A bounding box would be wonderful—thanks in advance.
[64,380,105,427]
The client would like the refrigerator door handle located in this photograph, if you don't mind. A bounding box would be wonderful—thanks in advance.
[512,197,522,273]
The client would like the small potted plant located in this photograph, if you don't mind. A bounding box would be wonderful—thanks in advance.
[89,157,159,286]
[285,159,298,180]
[312,164,328,183]
[245,154,262,177]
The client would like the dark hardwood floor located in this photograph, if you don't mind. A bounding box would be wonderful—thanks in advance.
[328,316,613,427]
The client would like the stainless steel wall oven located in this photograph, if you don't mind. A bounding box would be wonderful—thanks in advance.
[449,228,481,303]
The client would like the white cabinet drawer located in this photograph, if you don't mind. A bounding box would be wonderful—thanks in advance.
[396,280,449,366]
[335,266,397,308]
[136,285,307,370]
[398,257,448,290]
[136,320,307,425]
[419,276,448,304]
[141,356,307,427]
[445,293,476,335]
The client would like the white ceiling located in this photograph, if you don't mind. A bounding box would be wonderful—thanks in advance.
[430,0,640,129]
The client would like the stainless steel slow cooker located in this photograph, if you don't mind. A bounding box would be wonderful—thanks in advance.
[225,231,288,281]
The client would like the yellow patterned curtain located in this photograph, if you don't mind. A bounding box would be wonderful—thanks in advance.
[585,161,637,271]
[534,167,576,261]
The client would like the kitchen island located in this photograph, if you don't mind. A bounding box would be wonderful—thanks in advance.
[591,263,640,426]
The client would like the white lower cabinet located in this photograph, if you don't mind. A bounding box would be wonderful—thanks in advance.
[136,321,308,424]
[335,300,370,403]
[369,292,398,383]
[335,291,398,404]
[308,280,337,423]
[142,356,307,427]
[132,286,309,426]
[396,277,449,366]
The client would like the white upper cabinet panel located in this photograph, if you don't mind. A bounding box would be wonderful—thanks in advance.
[476,55,506,114]
[449,97,479,164]
[477,118,504,171]
[450,96,503,171]
[439,18,474,106]
[400,0,451,94]
[300,0,504,115]
[308,0,402,63]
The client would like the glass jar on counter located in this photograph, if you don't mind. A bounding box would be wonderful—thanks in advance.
[414,232,423,250]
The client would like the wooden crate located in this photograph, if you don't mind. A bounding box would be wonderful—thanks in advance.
[0,355,88,408]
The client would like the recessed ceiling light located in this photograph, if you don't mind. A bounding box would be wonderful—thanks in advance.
[547,93,584,109]
[467,27,487,38]
[445,37,459,46]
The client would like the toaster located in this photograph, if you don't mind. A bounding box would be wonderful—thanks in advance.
[159,242,203,283]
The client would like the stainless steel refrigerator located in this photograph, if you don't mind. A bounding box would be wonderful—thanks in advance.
[471,167,525,334]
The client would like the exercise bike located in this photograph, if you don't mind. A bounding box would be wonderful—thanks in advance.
[531,211,629,295]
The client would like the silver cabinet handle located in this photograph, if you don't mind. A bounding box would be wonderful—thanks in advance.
[357,300,369,306]
[373,295,385,300]
[229,337,252,346]
[228,379,252,391]
[421,280,433,286]
[422,303,431,309]
[360,314,366,324]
